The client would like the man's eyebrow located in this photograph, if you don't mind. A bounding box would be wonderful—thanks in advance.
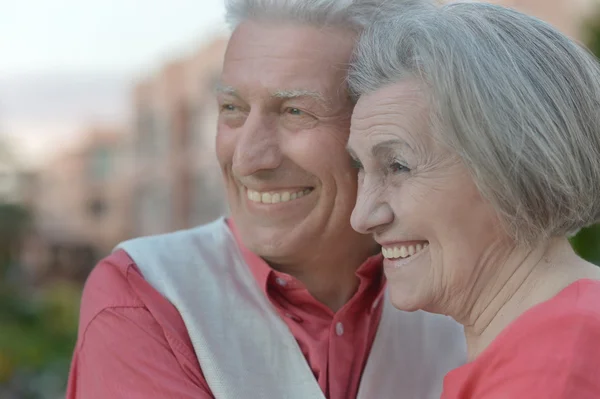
[214,82,237,96]
[272,89,324,101]
[214,85,333,111]
[272,89,332,111]
[215,84,325,100]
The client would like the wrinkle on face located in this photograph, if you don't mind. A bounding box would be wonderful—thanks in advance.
[348,79,509,315]
[216,20,375,269]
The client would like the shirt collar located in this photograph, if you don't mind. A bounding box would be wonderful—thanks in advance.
[226,218,385,302]
[226,218,272,293]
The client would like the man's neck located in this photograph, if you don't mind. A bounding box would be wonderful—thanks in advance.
[271,238,379,312]
[459,238,599,361]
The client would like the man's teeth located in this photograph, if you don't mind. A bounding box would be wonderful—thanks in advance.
[382,243,429,259]
[247,188,312,204]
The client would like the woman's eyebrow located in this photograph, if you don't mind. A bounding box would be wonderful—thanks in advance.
[371,139,412,159]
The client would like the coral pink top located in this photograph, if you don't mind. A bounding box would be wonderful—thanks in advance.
[442,279,600,399]
[66,220,385,398]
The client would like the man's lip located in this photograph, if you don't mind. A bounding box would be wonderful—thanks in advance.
[242,185,314,193]
[244,186,315,206]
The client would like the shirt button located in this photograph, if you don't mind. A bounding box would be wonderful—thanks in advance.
[275,277,287,287]
[335,322,344,336]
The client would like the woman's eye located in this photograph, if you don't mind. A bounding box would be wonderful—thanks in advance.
[350,158,363,170]
[390,162,410,174]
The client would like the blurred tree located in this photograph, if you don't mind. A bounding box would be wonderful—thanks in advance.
[586,9,600,58]
[571,226,600,266]
[0,204,31,278]
[0,203,80,397]
[571,9,600,267]
[0,135,80,396]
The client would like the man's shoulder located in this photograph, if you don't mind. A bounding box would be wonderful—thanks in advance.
[81,218,232,321]
[79,249,193,344]
[116,218,230,261]
[117,218,227,249]
[77,250,146,335]
[82,250,143,309]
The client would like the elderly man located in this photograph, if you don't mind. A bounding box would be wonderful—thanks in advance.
[66,1,465,398]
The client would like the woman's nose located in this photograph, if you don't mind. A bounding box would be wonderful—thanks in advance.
[351,181,394,234]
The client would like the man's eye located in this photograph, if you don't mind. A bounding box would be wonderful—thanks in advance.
[286,107,303,115]
[280,107,318,130]
[220,104,237,112]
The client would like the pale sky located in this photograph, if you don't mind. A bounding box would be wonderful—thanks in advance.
[0,0,227,167]
[0,0,227,75]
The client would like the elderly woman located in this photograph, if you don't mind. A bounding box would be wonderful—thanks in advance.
[346,2,600,398]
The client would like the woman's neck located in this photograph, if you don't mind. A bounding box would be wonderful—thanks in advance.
[460,238,600,361]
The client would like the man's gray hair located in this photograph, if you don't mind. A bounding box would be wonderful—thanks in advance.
[348,2,600,244]
[224,0,429,31]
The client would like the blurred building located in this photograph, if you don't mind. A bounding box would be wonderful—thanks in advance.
[0,140,37,207]
[21,127,131,282]
[15,35,229,282]
[131,36,228,237]
[479,0,597,39]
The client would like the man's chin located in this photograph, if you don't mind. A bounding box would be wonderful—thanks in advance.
[242,227,309,260]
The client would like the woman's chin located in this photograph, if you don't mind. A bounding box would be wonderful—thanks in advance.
[388,287,429,312]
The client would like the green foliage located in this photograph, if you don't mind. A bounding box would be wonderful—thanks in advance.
[0,281,81,390]
[0,202,80,396]
[0,203,31,276]
[570,9,600,267]
[571,225,600,266]
[584,8,600,58]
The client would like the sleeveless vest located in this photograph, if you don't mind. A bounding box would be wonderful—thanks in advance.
[117,218,466,399]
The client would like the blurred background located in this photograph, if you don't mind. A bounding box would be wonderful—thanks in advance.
[0,0,599,398]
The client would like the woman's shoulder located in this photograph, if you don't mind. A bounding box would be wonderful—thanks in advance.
[520,278,600,336]
[442,279,600,398]
[571,278,600,315]
[533,277,600,316]
[499,278,600,352]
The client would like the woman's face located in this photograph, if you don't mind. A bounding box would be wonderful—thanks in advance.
[348,80,509,315]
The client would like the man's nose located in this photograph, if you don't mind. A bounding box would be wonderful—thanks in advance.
[232,111,283,177]
[351,179,394,235]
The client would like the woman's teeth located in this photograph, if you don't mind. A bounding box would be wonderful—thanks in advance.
[247,188,312,204]
[382,242,429,260]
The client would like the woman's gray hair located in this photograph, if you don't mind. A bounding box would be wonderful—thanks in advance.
[348,2,600,244]
[224,0,430,31]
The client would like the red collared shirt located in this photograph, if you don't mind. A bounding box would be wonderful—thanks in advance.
[66,220,385,399]
[441,279,600,399]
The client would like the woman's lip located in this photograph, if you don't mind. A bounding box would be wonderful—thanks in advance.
[383,245,429,270]
[377,239,429,247]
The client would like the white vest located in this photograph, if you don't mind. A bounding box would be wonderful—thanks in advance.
[117,218,466,399]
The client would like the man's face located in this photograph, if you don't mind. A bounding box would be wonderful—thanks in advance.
[217,21,369,264]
